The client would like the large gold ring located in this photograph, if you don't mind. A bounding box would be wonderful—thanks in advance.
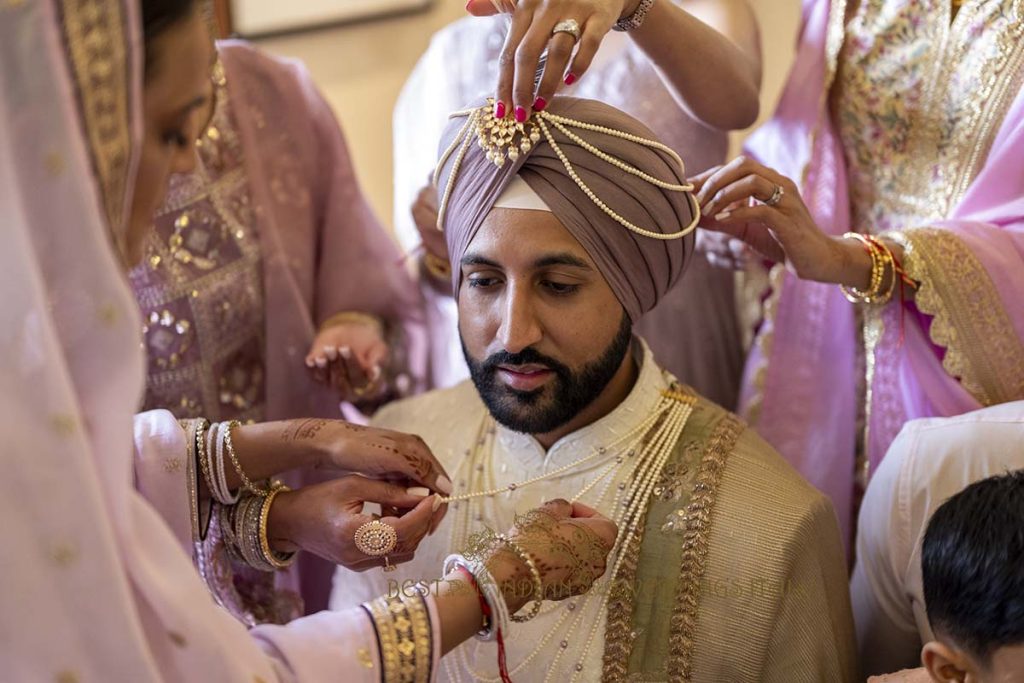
[761,184,784,207]
[354,519,398,558]
[552,19,581,43]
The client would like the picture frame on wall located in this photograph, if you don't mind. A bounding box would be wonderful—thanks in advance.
[225,0,433,37]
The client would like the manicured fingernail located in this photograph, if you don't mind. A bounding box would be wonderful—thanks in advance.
[407,486,430,497]
[564,72,577,86]
[305,358,315,368]
[339,346,351,359]
[314,357,328,368]
[494,101,506,119]
[715,211,732,221]
[371,365,382,381]
[431,494,443,512]
[437,476,453,495]
[533,96,547,112]
[515,106,527,123]
[324,346,338,361]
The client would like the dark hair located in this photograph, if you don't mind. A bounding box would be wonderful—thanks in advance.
[922,469,1024,663]
[141,0,199,70]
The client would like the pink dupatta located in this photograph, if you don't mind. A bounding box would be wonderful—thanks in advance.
[742,0,1024,542]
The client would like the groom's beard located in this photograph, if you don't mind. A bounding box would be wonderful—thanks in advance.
[462,313,632,435]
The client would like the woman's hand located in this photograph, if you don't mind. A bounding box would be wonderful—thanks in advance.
[690,156,872,288]
[267,476,443,570]
[466,0,634,121]
[305,317,389,404]
[486,499,617,610]
[277,419,453,495]
[412,183,446,259]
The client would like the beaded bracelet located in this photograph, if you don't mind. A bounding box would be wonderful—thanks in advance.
[222,420,270,496]
[207,422,240,504]
[493,534,544,623]
[613,0,654,31]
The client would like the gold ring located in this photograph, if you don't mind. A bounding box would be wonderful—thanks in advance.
[552,19,581,42]
[354,519,398,557]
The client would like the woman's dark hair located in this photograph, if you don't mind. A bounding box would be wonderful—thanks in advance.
[141,0,199,70]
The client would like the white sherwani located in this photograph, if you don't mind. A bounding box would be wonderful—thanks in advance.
[330,342,858,682]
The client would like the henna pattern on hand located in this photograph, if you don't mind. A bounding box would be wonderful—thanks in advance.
[281,418,329,442]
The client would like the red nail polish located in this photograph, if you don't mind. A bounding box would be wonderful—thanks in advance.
[515,106,527,123]
[533,96,547,112]
[564,73,577,85]
[495,101,506,119]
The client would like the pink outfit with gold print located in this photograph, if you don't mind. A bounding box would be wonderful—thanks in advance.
[130,40,428,614]
[0,1,439,679]
[742,0,1024,542]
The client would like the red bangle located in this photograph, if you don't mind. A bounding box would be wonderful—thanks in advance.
[455,565,491,634]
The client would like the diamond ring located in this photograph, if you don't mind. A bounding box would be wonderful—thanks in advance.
[552,19,582,43]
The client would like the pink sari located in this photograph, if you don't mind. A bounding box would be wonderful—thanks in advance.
[742,0,1024,542]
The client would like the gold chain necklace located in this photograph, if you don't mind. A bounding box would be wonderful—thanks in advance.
[444,386,696,683]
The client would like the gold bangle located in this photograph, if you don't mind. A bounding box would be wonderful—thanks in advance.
[319,311,385,335]
[840,232,894,305]
[495,533,544,623]
[259,483,296,570]
[364,596,402,683]
[422,252,451,281]
[223,420,271,496]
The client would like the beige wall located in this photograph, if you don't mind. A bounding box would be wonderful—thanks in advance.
[256,1,802,233]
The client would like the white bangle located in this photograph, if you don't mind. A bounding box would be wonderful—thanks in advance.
[212,422,240,504]
[444,554,510,642]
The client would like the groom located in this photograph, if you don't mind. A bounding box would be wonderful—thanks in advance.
[331,96,857,682]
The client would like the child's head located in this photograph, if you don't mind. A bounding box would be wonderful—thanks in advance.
[921,470,1024,682]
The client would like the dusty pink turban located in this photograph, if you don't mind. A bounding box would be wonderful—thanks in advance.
[435,96,698,322]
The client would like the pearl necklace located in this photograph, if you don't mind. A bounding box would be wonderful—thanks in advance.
[444,386,696,683]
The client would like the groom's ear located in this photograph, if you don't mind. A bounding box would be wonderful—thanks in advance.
[921,640,972,682]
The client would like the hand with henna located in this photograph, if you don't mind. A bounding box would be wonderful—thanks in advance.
[212,419,453,510]
[267,476,442,571]
[479,499,617,610]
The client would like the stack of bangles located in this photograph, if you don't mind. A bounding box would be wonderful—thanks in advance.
[840,232,917,305]
[193,418,296,572]
[361,587,434,683]
[445,533,545,683]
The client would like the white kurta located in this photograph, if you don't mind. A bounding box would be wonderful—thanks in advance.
[852,401,1024,677]
[331,342,670,683]
[330,340,858,682]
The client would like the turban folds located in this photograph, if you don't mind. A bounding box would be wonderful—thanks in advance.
[435,96,698,322]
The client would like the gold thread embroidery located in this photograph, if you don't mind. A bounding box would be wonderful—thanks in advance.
[50,542,79,568]
[666,414,743,683]
[600,503,651,682]
[49,413,77,437]
[58,0,133,237]
[45,151,66,177]
[895,228,1024,405]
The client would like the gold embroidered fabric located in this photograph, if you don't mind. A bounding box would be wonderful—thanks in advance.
[130,71,267,423]
[893,228,1024,406]
[666,413,742,683]
[58,0,133,245]
[834,0,1024,233]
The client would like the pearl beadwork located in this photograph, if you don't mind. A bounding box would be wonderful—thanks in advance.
[444,386,697,683]
[433,103,701,247]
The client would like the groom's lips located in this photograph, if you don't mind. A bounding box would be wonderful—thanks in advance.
[496,363,554,392]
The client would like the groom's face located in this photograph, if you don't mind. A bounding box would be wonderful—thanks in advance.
[457,208,632,434]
